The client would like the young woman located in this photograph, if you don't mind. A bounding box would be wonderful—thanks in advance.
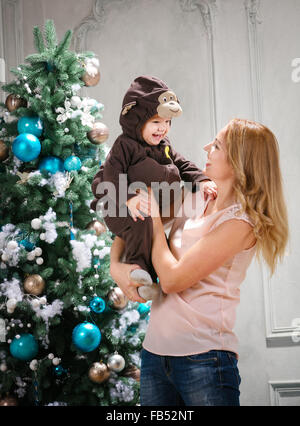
[110,118,289,406]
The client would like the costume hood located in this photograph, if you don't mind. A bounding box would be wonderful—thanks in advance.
[119,75,182,143]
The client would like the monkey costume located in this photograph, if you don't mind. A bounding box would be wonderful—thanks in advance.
[90,76,208,299]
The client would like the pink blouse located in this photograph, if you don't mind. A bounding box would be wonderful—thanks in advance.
[142,189,256,357]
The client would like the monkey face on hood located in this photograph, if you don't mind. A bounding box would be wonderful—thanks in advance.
[119,75,182,144]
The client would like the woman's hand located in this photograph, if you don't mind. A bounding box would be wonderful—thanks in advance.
[202,180,218,201]
[110,261,147,303]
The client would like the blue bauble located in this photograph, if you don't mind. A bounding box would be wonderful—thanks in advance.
[19,239,35,251]
[137,301,151,318]
[10,334,38,361]
[39,156,64,174]
[17,116,43,137]
[53,365,67,377]
[64,155,82,171]
[74,143,98,162]
[72,322,101,352]
[89,297,106,314]
[12,133,41,162]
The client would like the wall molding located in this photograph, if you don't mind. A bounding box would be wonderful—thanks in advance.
[0,0,23,89]
[72,0,107,53]
[244,0,263,122]
[269,380,300,406]
[72,0,218,138]
[180,0,218,138]
[262,263,300,347]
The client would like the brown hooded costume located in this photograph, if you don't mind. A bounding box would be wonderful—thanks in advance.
[90,76,208,282]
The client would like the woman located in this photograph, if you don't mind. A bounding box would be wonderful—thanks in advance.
[110,118,289,406]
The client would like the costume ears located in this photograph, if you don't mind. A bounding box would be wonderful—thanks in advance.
[121,101,137,115]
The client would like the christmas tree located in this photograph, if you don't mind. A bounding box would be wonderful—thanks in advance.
[0,20,149,406]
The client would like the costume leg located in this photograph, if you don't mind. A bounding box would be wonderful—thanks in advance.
[120,216,161,300]
[121,216,157,282]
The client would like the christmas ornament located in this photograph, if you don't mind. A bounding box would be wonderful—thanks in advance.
[0,395,18,406]
[137,301,151,318]
[31,218,42,230]
[39,156,64,174]
[0,140,9,162]
[74,142,98,162]
[17,116,43,138]
[108,287,128,310]
[107,353,125,373]
[5,94,27,112]
[46,61,56,72]
[89,296,106,314]
[86,220,106,236]
[88,362,110,384]
[12,133,41,162]
[123,365,141,382]
[23,274,45,296]
[10,333,38,361]
[53,365,67,377]
[72,322,101,352]
[20,239,35,251]
[87,121,109,144]
[64,155,81,171]
[6,298,17,314]
[82,57,100,87]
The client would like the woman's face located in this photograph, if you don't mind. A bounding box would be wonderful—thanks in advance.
[203,125,234,181]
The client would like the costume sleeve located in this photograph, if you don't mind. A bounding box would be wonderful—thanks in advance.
[90,137,137,211]
[169,145,210,190]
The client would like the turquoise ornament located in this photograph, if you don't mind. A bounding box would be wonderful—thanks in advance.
[74,143,98,162]
[19,239,35,251]
[10,334,38,361]
[72,322,101,352]
[12,133,41,162]
[17,116,43,137]
[137,301,151,318]
[64,155,81,171]
[89,297,106,314]
[39,156,64,174]
[53,365,67,377]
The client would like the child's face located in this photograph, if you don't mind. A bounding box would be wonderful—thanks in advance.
[141,115,171,146]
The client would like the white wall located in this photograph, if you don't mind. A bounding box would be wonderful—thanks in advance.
[1,0,300,406]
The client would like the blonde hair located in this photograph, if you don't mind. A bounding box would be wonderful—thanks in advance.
[226,118,289,275]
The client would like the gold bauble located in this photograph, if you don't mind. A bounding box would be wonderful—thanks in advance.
[0,395,18,406]
[87,122,109,145]
[88,362,110,384]
[123,365,140,382]
[108,287,128,310]
[86,220,106,236]
[5,94,27,112]
[0,140,9,162]
[82,69,100,87]
[24,274,45,296]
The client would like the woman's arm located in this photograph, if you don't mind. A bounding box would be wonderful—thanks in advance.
[110,236,146,303]
[151,210,255,295]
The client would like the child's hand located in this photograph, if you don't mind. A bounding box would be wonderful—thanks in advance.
[126,191,151,222]
[202,180,218,201]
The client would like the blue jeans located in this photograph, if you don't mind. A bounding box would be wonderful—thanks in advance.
[140,348,241,406]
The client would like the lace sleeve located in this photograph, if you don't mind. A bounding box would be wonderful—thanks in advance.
[210,204,255,232]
